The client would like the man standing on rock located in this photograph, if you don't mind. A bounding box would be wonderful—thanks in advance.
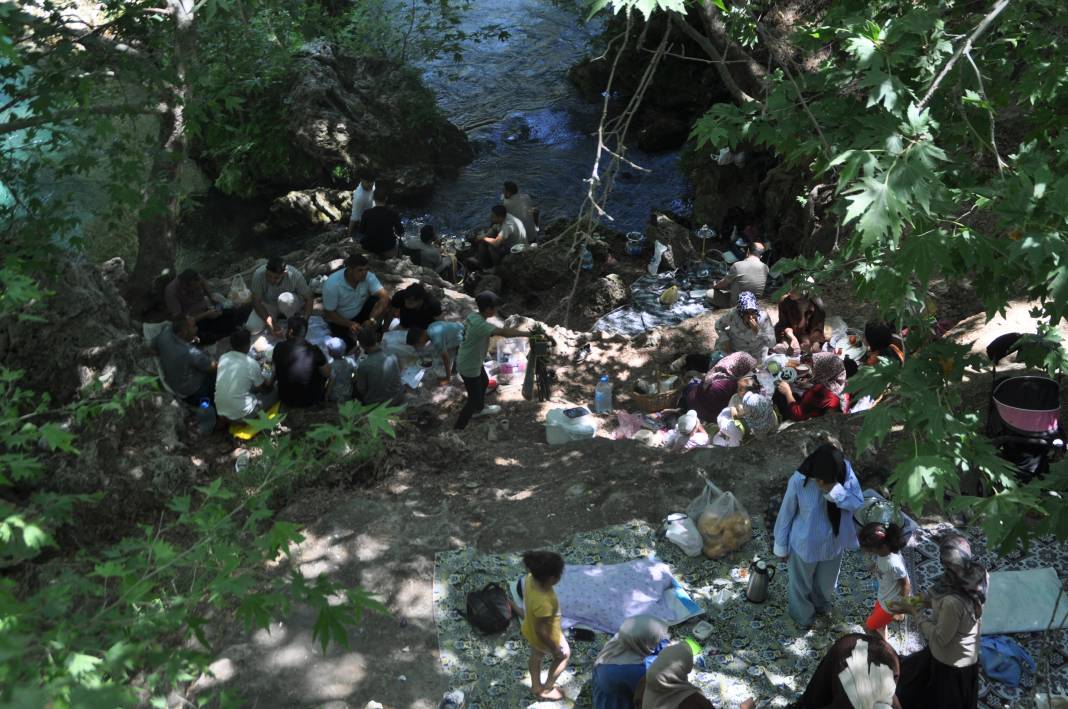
[246,256,314,335]
[502,180,539,244]
[473,205,526,270]
[322,253,391,349]
[710,241,769,308]
[359,191,404,258]
[346,174,375,237]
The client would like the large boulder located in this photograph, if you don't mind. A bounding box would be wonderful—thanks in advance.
[281,41,474,196]
[266,188,352,233]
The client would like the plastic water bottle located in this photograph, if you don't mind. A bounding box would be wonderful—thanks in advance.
[580,245,593,271]
[195,398,216,434]
[594,374,613,413]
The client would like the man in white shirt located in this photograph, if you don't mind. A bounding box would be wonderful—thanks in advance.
[321,253,391,348]
[346,174,375,237]
[473,204,526,269]
[245,256,314,335]
[214,329,276,421]
[502,180,539,244]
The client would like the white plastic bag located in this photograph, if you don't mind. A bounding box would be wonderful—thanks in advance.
[228,275,252,305]
[687,479,752,559]
[647,240,669,276]
[663,513,701,557]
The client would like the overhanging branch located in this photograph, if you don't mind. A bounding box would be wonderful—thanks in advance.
[0,104,168,136]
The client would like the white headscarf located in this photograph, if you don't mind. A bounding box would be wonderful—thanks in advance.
[838,638,896,709]
[676,410,699,436]
[594,615,669,666]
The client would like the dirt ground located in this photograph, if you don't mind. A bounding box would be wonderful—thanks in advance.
[183,242,1066,708]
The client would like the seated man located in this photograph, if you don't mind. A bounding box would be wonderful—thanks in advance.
[246,256,314,335]
[408,319,464,383]
[272,316,331,408]
[325,337,358,404]
[164,269,249,345]
[152,315,217,406]
[411,224,449,275]
[321,253,391,349]
[359,191,404,258]
[710,242,769,308]
[355,328,404,407]
[215,328,276,421]
[472,204,526,269]
[391,282,442,331]
[502,180,539,244]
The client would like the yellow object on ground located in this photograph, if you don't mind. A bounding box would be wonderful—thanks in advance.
[659,285,679,306]
[229,402,283,440]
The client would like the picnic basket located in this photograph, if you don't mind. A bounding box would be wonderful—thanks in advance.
[627,382,679,416]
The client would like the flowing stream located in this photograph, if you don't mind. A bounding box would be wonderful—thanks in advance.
[413,0,691,236]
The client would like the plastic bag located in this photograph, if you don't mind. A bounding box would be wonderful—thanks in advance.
[228,275,252,305]
[664,513,702,557]
[687,479,752,559]
[648,240,669,276]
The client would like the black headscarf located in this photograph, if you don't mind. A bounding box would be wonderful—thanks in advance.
[798,444,848,536]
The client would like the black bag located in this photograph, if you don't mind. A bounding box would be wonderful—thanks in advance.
[464,582,513,634]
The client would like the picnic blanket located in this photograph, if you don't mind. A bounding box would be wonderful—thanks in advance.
[510,558,702,634]
[593,266,726,337]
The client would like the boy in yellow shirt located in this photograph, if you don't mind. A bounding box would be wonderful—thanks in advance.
[519,550,569,700]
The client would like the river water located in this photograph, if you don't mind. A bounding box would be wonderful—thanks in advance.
[413,0,690,236]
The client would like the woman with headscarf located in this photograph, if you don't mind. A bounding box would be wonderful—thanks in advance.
[896,533,986,708]
[591,615,670,709]
[707,351,758,381]
[634,642,715,709]
[773,443,864,627]
[775,289,827,355]
[775,352,850,421]
[788,633,901,709]
[714,291,775,360]
[674,352,757,423]
[713,376,778,447]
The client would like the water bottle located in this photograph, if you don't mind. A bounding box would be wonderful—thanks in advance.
[580,245,593,271]
[594,374,613,413]
[195,398,216,434]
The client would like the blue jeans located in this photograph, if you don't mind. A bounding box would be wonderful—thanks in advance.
[787,552,843,627]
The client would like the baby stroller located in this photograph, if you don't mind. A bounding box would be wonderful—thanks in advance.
[985,333,1065,483]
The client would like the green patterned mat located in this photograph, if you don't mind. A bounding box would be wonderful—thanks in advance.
[433,518,922,708]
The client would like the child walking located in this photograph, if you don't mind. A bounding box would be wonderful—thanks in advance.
[858,522,911,639]
[519,550,570,700]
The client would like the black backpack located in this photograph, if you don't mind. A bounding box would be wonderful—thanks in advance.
[464,583,513,634]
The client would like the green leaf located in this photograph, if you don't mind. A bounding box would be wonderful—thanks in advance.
[65,652,102,679]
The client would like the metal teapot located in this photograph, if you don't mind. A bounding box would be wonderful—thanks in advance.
[746,558,777,604]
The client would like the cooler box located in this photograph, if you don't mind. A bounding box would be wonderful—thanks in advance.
[545,408,598,446]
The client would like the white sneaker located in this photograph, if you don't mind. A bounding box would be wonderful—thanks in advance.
[473,404,502,418]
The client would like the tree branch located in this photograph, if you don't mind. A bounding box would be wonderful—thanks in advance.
[669,12,758,105]
[0,104,167,136]
[917,0,1012,110]
[964,48,1006,174]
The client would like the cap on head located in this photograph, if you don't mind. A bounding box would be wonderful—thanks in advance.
[325,337,347,358]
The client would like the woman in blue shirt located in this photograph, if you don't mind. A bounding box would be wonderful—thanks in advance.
[591,615,669,709]
[773,443,864,628]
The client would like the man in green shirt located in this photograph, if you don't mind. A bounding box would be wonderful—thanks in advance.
[454,291,532,429]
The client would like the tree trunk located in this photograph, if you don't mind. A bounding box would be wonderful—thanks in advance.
[125,0,194,315]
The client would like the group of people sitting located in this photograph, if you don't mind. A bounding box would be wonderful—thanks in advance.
[151,249,485,426]
[663,280,905,452]
[516,441,985,709]
[344,174,540,277]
